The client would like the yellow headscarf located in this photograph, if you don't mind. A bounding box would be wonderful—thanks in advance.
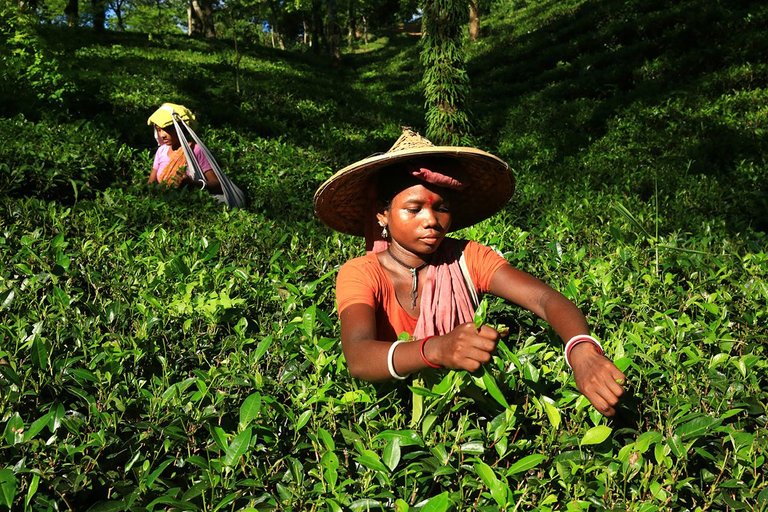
[147,103,197,129]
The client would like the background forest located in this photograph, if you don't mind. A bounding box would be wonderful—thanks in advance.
[1,0,767,510]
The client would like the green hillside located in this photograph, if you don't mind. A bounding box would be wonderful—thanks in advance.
[1,0,766,510]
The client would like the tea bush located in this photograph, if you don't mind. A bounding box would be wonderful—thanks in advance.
[0,5,71,117]
[1,0,767,510]
[0,117,141,202]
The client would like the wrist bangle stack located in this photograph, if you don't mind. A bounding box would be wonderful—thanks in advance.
[419,336,441,369]
[387,340,407,380]
[564,334,604,369]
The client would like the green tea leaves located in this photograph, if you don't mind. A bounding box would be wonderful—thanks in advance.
[0,470,17,509]
[475,462,508,506]
[0,13,767,510]
[675,416,721,441]
[580,425,613,446]
[507,453,547,477]
[239,392,262,429]
[223,428,252,467]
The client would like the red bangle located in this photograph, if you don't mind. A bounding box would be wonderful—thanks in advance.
[419,336,441,369]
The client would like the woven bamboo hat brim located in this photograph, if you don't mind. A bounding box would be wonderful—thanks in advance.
[314,129,515,236]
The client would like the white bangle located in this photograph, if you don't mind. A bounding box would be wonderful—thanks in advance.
[199,180,206,190]
[564,334,604,369]
[387,340,408,380]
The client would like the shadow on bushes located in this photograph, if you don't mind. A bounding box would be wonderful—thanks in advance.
[0,116,141,203]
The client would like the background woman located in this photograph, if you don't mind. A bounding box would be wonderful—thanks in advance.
[147,102,222,194]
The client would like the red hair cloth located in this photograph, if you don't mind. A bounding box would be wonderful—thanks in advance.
[409,167,467,190]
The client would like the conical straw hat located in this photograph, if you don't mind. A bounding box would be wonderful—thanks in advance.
[313,128,515,236]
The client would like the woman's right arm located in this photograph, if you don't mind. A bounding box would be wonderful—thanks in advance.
[340,303,499,382]
[148,167,158,184]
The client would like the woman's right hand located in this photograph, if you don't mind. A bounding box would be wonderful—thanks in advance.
[425,322,499,372]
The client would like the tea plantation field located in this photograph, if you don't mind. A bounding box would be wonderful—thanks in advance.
[1,0,766,510]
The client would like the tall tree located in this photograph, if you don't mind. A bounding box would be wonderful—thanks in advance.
[117,0,187,34]
[266,0,286,49]
[326,0,340,62]
[347,0,356,47]
[310,0,323,53]
[92,0,106,30]
[64,0,79,26]
[420,0,473,145]
[468,0,478,40]
[108,0,128,30]
[188,0,215,37]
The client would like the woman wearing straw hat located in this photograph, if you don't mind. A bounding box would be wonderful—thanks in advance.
[147,103,222,194]
[314,129,625,417]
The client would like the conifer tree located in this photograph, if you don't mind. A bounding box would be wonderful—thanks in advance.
[420,0,473,145]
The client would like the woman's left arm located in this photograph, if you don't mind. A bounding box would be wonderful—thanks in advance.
[191,145,222,194]
[179,169,221,193]
[201,170,221,194]
[488,264,625,416]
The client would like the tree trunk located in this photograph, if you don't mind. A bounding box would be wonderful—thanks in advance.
[271,28,285,50]
[267,2,285,49]
[113,1,125,31]
[468,0,480,41]
[201,0,216,37]
[326,0,341,64]
[91,0,106,31]
[64,0,78,27]
[311,0,322,54]
[347,0,356,48]
[188,2,194,35]
[188,0,215,38]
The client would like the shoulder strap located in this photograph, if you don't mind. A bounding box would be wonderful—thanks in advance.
[172,115,247,208]
[170,115,207,182]
[459,249,479,309]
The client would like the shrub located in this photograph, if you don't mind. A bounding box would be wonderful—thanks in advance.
[0,117,141,202]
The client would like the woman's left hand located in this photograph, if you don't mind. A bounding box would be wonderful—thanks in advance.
[569,343,625,416]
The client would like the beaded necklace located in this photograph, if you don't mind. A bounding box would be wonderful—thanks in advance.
[387,249,429,309]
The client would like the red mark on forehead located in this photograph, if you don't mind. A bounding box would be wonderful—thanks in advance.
[424,192,441,206]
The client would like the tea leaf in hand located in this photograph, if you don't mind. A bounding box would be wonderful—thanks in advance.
[474,298,489,330]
